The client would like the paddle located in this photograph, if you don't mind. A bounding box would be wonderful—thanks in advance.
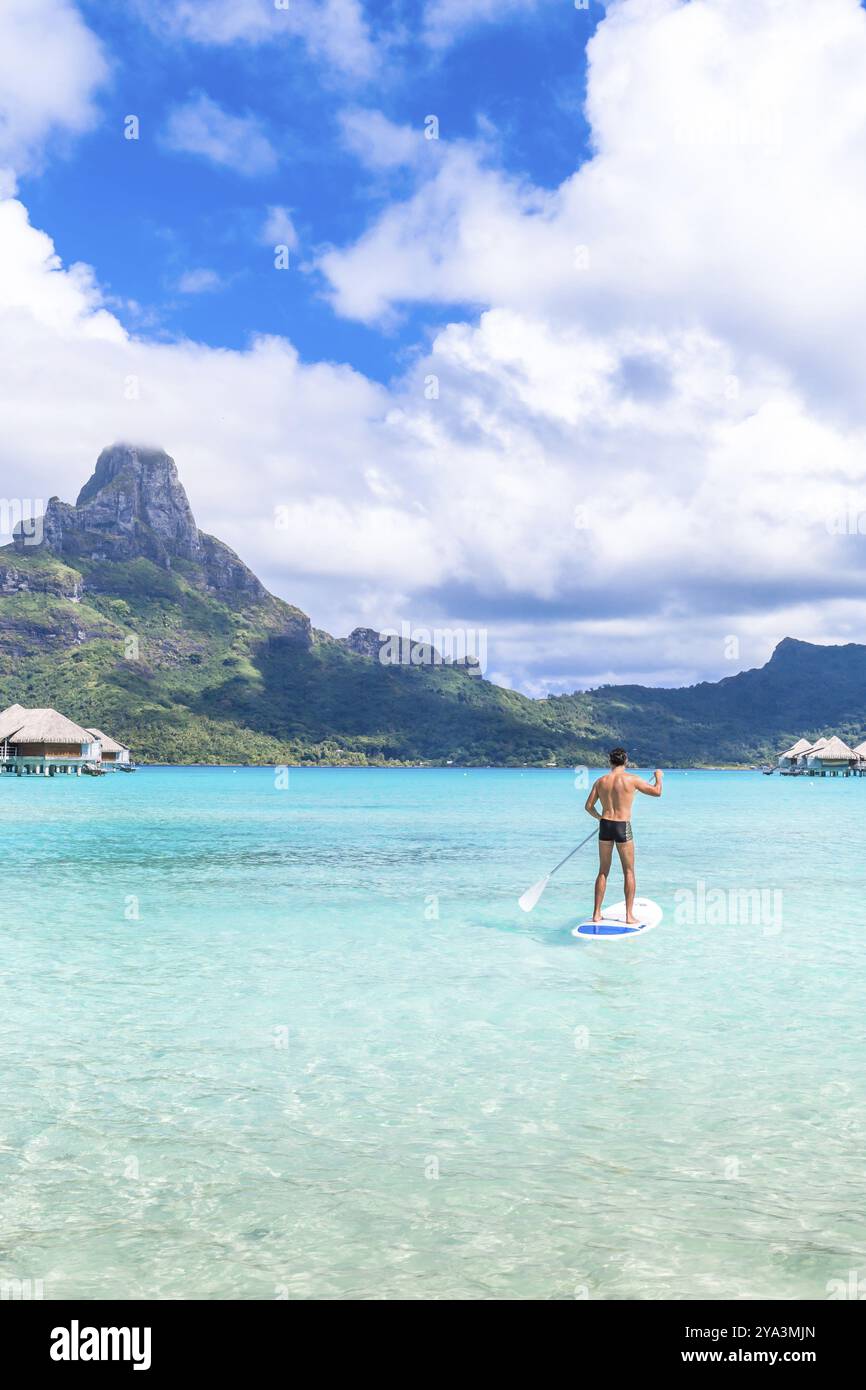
[518,826,599,912]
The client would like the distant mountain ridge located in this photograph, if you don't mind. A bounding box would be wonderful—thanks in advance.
[545,636,866,765]
[0,444,863,765]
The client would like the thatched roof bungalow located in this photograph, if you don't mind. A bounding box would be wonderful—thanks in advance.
[806,735,856,768]
[778,737,812,767]
[86,728,130,765]
[0,704,131,775]
[0,703,28,741]
[0,706,101,766]
[795,737,828,767]
[778,733,865,776]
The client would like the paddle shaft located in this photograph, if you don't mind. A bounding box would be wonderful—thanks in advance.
[548,826,598,878]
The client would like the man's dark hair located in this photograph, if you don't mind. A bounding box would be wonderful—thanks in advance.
[609,747,627,766]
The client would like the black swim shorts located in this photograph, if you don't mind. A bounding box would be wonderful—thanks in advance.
[598,818,633,843]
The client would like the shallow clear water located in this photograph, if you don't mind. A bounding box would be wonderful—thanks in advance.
[1,766,864,1300]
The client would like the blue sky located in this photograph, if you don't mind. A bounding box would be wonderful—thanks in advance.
[3,0,866,696]
[21,1,597,382]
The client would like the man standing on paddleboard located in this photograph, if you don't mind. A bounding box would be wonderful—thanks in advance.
[584,749,663,924]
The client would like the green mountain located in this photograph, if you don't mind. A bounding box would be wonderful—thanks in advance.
[1,445,862,766]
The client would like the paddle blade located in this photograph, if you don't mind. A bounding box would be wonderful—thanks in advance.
[518,874,550,913]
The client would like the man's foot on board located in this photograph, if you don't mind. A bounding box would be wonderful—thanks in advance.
[625,915,640,925]
[591,914,603,923]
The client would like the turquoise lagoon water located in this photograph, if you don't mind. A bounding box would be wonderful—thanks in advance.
[1,766,865,1301]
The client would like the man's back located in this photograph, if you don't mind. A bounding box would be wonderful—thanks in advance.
[595,768,639,820]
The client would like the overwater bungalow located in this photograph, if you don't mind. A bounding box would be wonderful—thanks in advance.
[774,732,864,777]
[806,735,856,773]
[0,704,132,775]
[778,737,812,769]
[86,728,131,766]
[788,737,828,772]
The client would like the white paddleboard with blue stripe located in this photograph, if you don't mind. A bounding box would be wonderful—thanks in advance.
[572,897,662,940]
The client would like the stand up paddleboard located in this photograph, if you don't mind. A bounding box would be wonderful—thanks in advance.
[572,897,662,940]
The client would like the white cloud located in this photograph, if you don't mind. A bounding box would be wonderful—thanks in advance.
[338,109,422,170]
[0,0,108,187]
[162,93,278,176]
[305,0,380,79]
[318,142,552,323]
[0,200,123,341]
[261,206,299,250]
[176,268,225,294]
[143,0,378,81]
[318,0,866,416]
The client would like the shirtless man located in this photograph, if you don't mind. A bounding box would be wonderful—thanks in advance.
[584,748,663,924]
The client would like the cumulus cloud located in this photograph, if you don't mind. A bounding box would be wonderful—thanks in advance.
[319,0,866,417]
[0,0,108,187]
[0,200,123,341]
[161,93,278,176]
[318,143,546,324]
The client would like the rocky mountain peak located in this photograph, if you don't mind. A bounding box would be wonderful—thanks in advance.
[14,443,269,603]
[67,443,201,561]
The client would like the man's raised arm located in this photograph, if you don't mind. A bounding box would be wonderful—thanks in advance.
[633,769,664,797]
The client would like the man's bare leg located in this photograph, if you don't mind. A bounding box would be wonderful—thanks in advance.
[592,839,613,921]
[617,841,637,923]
